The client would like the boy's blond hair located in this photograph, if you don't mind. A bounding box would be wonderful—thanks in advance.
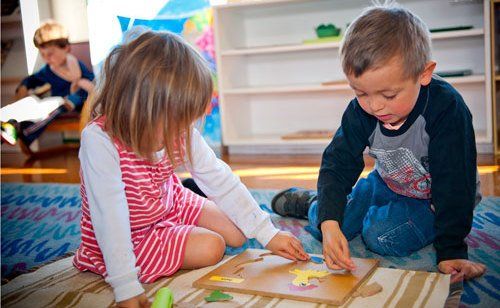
[33,20,70,48]
[340,2,431,80]
[91,31,213,165]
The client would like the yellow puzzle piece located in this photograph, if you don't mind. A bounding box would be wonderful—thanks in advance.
[289,269,330,286]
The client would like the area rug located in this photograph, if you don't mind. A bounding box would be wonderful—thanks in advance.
[1,249,450,308]
[1,183,499,307]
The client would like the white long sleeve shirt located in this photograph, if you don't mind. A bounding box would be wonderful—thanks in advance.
[79,123,279,301]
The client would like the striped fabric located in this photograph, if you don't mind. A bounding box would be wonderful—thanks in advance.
[73,118,205,283]
[2,249,451,308]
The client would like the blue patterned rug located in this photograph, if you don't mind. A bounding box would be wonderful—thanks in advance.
[1,183,498,307]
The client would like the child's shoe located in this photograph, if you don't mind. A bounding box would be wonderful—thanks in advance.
[271,188,316,220]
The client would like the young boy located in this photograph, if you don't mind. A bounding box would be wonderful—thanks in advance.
[272,4,486,283]
[1,20,94,150]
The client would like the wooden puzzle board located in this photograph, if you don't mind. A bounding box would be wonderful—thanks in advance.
[193,249,379,306]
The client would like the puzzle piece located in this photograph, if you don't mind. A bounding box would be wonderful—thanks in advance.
[352,282,383,298]
[204,290,233,302]
[152,287,173,308]
[289,269,330,287]
[310,256,324,264]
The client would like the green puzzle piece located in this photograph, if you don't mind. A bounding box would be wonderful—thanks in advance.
[152,287,174,308]
[204,290,233,302]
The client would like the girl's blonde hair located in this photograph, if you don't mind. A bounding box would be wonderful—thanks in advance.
[91,30,213,164]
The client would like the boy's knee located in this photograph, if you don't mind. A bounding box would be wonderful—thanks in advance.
[361,224,388,256]
[361,220,426,257]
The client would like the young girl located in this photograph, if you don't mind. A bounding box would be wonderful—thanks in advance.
[73,31,308,307]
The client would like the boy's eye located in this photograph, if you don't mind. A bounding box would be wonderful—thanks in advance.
[356,93,367,97]
[383,94,396,100]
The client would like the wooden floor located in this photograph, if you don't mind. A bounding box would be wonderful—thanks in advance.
[1,149,499,196]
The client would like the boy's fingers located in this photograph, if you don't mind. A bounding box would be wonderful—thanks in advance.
[470,264,485,278]
[339,239,355,269]
[324,241,349,269]
[330,245,352,270]
[331,240,352,269]
[461,265,474,278]
[476,263,486,273]
[324,254,343,270]
[450,272,464,284]
[340,238,350,258]
[470,265,481,278]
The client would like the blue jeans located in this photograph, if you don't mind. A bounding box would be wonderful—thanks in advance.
[308,171,435,257]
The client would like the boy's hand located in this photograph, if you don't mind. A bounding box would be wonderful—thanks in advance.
[321,220,356,271]
[266,231,309,261]
[76,78,95,93]
[15,86,29,100]
[438,259,486,283]
[116,293,150,308]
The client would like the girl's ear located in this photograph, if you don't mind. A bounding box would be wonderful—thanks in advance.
[419,61,436,86]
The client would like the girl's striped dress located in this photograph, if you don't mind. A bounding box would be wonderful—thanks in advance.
[73,118,205,283]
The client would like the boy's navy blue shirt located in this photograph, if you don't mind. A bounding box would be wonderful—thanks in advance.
[317,76,481,264]
[20,60,94,110]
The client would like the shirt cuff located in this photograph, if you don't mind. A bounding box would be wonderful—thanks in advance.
[436,247,468,264]
[105,267,145,302]
[254,219,280,247]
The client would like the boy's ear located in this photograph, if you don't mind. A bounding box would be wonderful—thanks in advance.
[419,61,436,86]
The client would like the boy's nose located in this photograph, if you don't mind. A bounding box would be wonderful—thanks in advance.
[369,99,384,112]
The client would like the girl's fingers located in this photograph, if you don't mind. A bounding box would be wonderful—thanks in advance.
[277,249,297,261]
[290,239,308,260]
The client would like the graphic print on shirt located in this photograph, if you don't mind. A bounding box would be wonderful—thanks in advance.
[369,147,431,199]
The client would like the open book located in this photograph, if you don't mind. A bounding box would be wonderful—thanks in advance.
[1,95,65,123]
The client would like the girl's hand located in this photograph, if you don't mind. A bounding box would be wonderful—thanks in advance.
[438,259,486,283]
[265,231,309,261]
[116,293,151,308]
[321,220,356,271]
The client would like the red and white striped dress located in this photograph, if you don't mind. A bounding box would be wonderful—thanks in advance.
[73,118,205,283]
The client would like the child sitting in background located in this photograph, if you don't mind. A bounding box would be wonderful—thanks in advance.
[1,20,94,149]
[272,3,485,284]
[74,30,308,307]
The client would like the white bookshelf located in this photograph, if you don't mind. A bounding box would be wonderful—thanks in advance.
[213,0,493,154]
[221,28,484,56]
